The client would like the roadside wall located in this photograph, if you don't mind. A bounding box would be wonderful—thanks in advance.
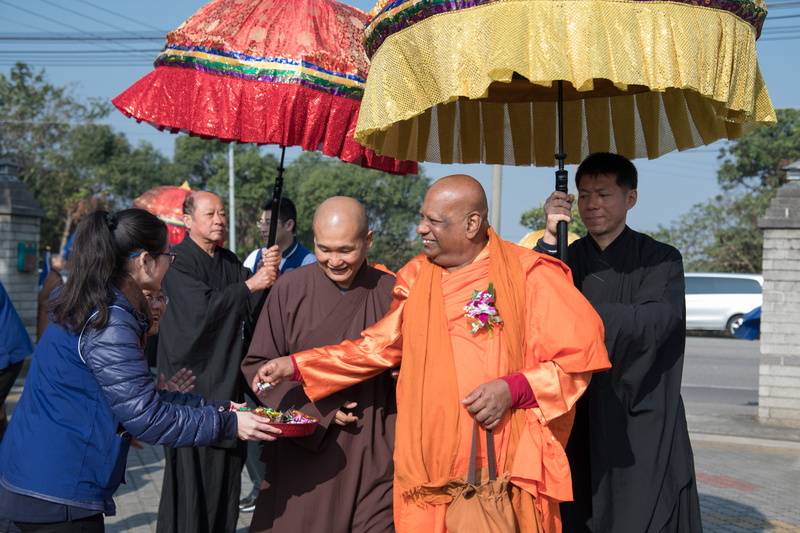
[758,180,800,428]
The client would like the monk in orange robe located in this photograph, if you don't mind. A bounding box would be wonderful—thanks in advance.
[253,175,611,533]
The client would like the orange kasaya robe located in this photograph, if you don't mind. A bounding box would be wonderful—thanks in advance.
[295,231,610,533]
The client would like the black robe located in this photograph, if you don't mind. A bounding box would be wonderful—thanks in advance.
[561,227,703,533]
[241,262,397,533]
[156,234,260,533]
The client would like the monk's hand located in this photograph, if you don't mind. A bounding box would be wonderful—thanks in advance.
[542,191,574,245]
[462,379,512,430]
[246,245,280,293]
[252,356,294,395]
[235,411,282,441]
[260,245,281,270]
[158,368,196,393]
[334,401,358,426]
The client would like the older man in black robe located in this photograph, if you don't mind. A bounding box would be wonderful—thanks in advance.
[156,191,280,533]
[537,153,703,532]
[241,196,397,533]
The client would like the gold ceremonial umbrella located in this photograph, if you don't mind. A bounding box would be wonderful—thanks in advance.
[354,0,777,257]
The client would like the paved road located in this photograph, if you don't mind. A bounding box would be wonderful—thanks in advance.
[683,336,761,427]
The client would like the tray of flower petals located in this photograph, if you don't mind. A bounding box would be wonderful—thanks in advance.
[254,407,319,437]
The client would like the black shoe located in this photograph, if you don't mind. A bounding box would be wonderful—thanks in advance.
[239,490,259,513]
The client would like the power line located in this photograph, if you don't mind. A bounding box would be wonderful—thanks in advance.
[767,1,800,7]
[0,49,159,54]
[75,0,170,33]
[0,0,155,61]
[0,33,166,41]
[38,0,159,43]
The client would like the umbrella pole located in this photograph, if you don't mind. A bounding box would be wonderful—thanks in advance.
[267,146,286,248]
[555,80,569,263]
[228,143,236,253]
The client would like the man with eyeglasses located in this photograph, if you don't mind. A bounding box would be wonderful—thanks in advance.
[155,191,281,533]
[243,197,315,276]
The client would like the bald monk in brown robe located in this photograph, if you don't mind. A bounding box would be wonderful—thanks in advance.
[241,197,397,533]
[254,176,611,533]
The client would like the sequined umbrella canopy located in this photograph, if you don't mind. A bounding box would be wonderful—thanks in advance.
[133,182,195,246]
[113,0,417,246]
[354,0,777,258]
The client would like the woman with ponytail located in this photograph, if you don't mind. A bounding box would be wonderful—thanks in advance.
[0,209,280,533]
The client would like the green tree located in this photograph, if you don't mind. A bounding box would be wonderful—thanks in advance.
[171,135,229,190]
[0,62,108,182]
[519,201,586,238]
[0,63,175,253]
[717,108,800,192]
[652,108,800,273]
[40,124,173,251]
[171,144,430,269]
[203,142,281,256]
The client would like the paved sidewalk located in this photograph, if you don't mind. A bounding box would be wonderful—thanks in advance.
[109,403,800,533]
[5,360,800,532]
[105,444,254,533]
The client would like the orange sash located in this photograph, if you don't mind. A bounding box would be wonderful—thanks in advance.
[395,227,527,503]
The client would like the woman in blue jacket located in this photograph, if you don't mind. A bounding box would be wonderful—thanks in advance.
[0,209,281,532]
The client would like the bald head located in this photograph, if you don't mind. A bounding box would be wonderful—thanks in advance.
[183,190,221,217]
[312,196,369,238]
[426,175,489,220]
[417,175,490,271]
[312,197,373,289]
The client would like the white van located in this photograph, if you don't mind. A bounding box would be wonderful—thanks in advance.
[685,273,763,335]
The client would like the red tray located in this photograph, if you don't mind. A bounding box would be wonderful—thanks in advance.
[266,420,319,438]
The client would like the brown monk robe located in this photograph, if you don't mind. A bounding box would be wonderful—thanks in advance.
[241,196,397,533]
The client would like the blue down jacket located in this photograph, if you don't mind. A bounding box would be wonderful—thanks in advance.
[0,285,235,503]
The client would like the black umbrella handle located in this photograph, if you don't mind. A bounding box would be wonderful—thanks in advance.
[267,146,286,249]
[556,168,569,263]
[555,80,569,263]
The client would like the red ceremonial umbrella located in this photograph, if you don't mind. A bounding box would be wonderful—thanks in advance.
[113,0,417,247]
[133,182,195,246]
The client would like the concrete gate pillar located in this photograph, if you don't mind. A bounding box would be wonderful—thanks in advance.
[757,160,800,429]
[0,159,45,343]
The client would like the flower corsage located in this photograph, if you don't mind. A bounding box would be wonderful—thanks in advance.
[463,282,503,337]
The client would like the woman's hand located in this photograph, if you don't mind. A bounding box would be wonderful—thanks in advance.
[157,368,196,393]
[235,411,282,441]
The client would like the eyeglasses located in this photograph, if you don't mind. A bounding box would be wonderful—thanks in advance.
[144,293,170,306]
[129,251,178,264]
[256,220,271,229]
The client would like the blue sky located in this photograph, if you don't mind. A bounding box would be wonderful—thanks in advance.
[1,0,797,244]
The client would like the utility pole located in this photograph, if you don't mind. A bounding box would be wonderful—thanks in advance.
[228,143,236,252]
[490,165,502,233]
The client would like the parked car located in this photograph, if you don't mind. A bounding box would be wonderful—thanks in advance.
[685,273,763,336]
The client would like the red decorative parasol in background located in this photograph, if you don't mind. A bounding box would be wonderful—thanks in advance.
[113,0,417,247]
[133,182,195,246]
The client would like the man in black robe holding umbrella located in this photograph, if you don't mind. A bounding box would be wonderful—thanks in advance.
[156,191,281,533]
[536,152,703,532]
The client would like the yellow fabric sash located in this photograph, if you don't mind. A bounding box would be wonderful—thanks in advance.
[395,227,527,503]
